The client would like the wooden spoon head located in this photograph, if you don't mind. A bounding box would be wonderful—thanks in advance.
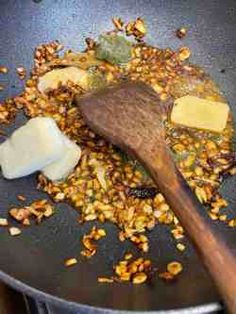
[76,81,168,157]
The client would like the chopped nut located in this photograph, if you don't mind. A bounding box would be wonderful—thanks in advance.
[9,207,30,222]
[115,264,127,276]
[16,66,26,79]
[64,258,78,267]
[81,226,106,258]
[229,167,236,175]
[97,228,106,237]
[209,212,218,221]
[140,241,149,252]
[125,21,135,36]
[167,261,183,275]
[228,219,236,227]
[159,271,174,281]
[171,228,184,240]
[43,204,54,217]
[0,66,8,74]
[9,200,54,225]
[176,27,187,39]
[111,256,152,283]
[125,18,146,39]
[112,17,124,31]
[9,227,21,236]
[120,272,131,281]
[132,272,147,284]
[81,249,96,258]
[178,47,191,61]
[124,253,133,260]
[176,243,186,252]
[219,214,227,222]
[133,18,146,37]
[54,193,65,201]
[98,277,114,283]
[23,218,30,226]
[0,218,8,226]
[195,186,208,204]
[17,195,26,201]
[84,214,97,221]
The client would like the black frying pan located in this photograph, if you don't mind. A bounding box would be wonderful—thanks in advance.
[0,0,236,313]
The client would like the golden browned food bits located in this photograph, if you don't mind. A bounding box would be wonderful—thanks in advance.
[167,261,183,275]
[0,218,8,226]
[134,18,146,37]
[178,47,191,61]
[112,17,124,31]
[17,195,26,201]
[0,66,8,74]
[1,18,235,286]
[176,243,186,252]
[124,253,133,260]
[16,66,26,79]
[9,227,22,236]
[132,272,147,284]
[125,17,146,39]
[9,199,54,225]
[81,226,106,259]
[64,258,78,267]
[176,27,187,39]
[228,219,236,227]
[159,271,174,281]
[98,277,114,283]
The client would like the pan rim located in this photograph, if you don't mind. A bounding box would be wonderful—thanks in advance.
[0,270,221,313]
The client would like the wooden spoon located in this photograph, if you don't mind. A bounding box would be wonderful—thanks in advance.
[76,81,236,313]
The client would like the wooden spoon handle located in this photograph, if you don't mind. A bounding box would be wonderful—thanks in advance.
[76,80,236,311]
[141,144,236,313]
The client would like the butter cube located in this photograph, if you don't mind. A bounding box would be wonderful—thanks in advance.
[0,117,65,179]
[171,95,229,133]
[42,136,81,181]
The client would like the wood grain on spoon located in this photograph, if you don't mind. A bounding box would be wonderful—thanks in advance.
[76,81,236,313]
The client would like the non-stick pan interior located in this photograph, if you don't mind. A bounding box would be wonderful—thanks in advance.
[0,0,236,312]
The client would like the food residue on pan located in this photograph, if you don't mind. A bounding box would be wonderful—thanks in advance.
[9,199,55,225]
[0,218,8,226]
[9,227,22,236]
[176,27,187,39]
[0,66,8,74]
[64,257,78,267]
[16,66,26,80]
[0,17,235,284]
[98,254,153,284]
[81,226,106,259]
